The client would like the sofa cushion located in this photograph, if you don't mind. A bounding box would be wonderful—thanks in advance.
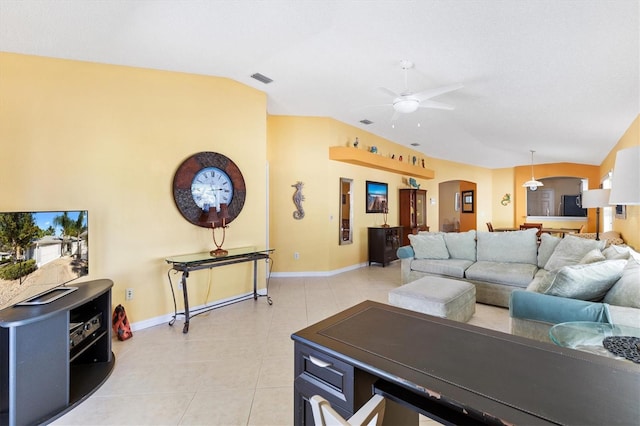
[603,258,640,308]
[443,230,477,261]
[465,261,537,287]
[510,290,610,324]
[579,249,606,264]
[602,245,631,260]
[476,229,538,264]
[544,235,605,270]
[538,259,627,301]
[537,233,562,268]
[410,259,474,278]
[409,233,450,259]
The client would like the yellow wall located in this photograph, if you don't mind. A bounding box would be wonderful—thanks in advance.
[0,53,268,323]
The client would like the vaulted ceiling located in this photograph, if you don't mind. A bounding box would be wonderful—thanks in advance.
[1,0,638,168]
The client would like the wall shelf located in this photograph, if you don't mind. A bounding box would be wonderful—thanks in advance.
[329,146,435,179]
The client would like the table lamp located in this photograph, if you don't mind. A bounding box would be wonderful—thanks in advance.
[609,145,640,205]
[581,189,611,241]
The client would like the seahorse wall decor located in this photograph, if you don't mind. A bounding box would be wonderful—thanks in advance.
[292,181,305,220]
[501,193,511,206]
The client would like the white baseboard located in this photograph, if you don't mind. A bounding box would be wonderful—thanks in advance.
[129,288,268,332]
[270,262,368,278]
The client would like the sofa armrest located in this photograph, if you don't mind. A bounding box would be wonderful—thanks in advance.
[397,245,414,259]
[509,290,611,324]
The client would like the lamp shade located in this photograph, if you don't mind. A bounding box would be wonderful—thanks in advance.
[581,189,611,208]
[609,146,640,205]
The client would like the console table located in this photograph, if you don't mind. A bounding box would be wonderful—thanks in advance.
[166,247,274,333]
[0,279,114,426]
[292,301,640,425]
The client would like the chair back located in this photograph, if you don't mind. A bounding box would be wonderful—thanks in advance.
[486,222,494,232]
[310,394,385,426]
[519,222,543,238]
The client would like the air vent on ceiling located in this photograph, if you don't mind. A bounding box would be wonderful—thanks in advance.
[360,119,373,125]
[250,73,273,84]
[410,143,420,147]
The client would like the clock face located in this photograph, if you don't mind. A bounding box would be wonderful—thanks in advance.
[173,152,246,227]
[191,167,234,210]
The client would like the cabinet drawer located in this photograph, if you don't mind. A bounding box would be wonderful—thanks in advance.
[294,344,355,410]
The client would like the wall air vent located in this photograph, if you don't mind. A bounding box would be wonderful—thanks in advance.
[411,143,420,147]
[250,73,273,84]
[360,119,373,125]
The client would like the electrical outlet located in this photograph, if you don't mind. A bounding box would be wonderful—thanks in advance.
[125,288,134,300]
[294,252,300,260]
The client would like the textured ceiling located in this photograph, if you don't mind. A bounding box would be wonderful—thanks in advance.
[1,0,638,168]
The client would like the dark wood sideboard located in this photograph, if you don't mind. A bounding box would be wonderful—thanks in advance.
[292,300,640,425]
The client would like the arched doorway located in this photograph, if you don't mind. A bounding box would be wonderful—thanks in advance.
[439,180,477,232]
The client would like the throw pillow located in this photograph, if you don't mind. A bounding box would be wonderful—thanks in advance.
[603,258,640,308]
[476,228,538,264]
[409,233,450,260]
[539,259,627,301]
[603,245,631,260]
[544,235,605,270]
[579,249,606,264]
[537,233,562,268]
[443,230,477,261]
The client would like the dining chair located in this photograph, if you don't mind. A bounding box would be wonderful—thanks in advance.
[310,394,386,426]
[519,222,543,240]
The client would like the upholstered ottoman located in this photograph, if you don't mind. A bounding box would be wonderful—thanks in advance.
[388,276,476,322]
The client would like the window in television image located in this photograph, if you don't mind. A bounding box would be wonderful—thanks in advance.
[0,210,88,309]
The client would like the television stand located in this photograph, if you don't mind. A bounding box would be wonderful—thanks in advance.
[0,279,114,426]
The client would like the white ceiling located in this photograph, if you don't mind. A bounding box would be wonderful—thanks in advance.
[1,0,638,168]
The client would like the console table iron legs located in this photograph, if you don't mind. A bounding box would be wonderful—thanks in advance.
[166,247,274,333]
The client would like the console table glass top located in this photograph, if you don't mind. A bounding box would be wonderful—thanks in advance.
[165,246,274,266]
[549,321,640,359]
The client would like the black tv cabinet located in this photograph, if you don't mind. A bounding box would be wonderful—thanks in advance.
[0,279,114,426]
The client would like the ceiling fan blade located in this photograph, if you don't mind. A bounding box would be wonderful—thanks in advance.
[390,110,400,122]
[418,100,456,110]
[378,87,400,98]
[414,83,463,102]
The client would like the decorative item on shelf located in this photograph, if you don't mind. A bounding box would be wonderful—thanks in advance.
[522,150,544,191]
[381,200,390,227]
[422,158,425,168]
[292,181,305,220]
[398,155,403,162]
[353,137,359,148]
[581,188,611,240]
[199,203,230,257]
[391,154,395,159]
[412,156,417,165]
[370,146,378,154]
[409,177,420,189]
[501,193,511,206]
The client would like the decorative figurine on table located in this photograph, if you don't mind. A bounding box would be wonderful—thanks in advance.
[292,181,305,220]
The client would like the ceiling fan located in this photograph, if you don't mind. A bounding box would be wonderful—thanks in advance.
[379,60,463,121]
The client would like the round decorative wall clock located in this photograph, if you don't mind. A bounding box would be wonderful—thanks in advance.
[172,152,246,227]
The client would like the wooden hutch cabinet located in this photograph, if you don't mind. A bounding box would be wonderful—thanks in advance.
[399,188,428,245]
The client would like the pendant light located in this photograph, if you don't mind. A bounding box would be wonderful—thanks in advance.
[522,150,544,191]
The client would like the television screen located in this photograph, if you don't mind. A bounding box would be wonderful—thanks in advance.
[0,210,88,309]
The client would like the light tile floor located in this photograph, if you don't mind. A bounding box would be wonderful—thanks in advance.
[53,262,510,425]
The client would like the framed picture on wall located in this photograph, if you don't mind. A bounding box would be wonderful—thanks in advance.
[366,181,388,213]
[462,190,474,213]
[615,204,626,220]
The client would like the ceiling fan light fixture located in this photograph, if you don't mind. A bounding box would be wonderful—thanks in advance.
[393,98,419,114]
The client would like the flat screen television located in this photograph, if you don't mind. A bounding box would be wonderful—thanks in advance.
[0,210,88,310]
